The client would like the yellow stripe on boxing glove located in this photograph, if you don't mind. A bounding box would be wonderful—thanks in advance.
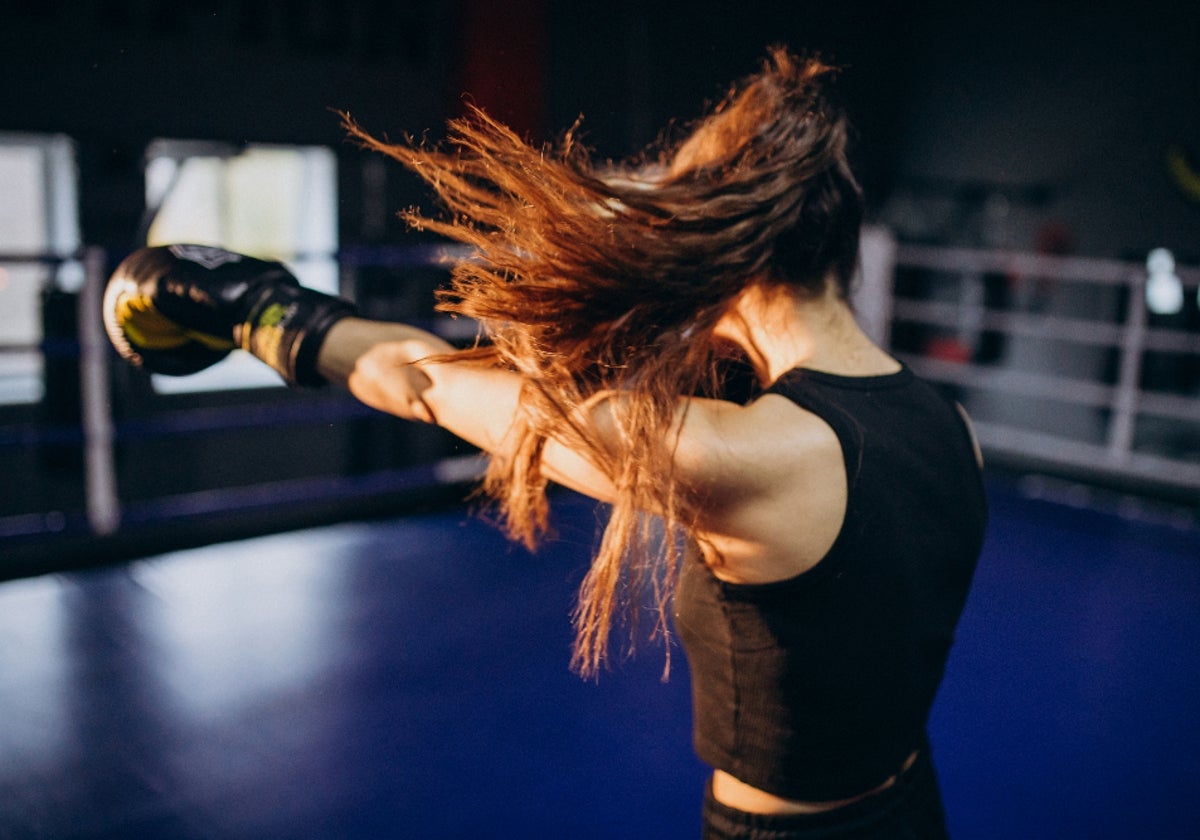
[115,291,236,352]
[104,269,235,376]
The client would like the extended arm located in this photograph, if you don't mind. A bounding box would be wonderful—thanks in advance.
[314,316,833,555]
[100,244,789,517]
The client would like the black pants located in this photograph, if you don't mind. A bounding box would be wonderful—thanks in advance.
[701,748,950,840]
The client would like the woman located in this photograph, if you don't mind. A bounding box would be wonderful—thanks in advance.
[106,47,987,838]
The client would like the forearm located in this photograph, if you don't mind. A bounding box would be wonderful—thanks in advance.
[315,317,457,423]
[316,316,525,457]
[316,316,620,500]
[316,317,452,387]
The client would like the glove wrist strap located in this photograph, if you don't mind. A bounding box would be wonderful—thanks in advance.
[240,286,357,387]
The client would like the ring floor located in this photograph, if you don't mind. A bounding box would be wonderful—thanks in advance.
[0,476,1197,839]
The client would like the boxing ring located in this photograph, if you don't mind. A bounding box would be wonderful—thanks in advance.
[0,240,1198,838]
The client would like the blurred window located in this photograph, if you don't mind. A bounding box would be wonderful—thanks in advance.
[0,134,81,405]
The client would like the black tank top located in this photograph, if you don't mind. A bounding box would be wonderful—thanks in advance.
[674,365,987,801]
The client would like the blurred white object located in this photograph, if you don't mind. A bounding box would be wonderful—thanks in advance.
[1145,247,1183,315]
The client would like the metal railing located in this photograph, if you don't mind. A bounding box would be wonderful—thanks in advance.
[868,234,1200,496]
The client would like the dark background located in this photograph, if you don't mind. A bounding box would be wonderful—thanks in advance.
[1,0,1197,259]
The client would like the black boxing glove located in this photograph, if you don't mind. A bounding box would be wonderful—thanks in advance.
[103,244,356,387]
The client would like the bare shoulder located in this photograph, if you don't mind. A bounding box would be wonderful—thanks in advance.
[675,394,848,580]
[676,392,842,494]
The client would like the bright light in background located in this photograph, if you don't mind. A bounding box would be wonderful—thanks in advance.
[1145,247,1183,316]
[0,134,81,405]
[144,142,339,393]
[146,156,227,246]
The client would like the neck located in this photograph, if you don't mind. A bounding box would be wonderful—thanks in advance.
[725,282,899,385]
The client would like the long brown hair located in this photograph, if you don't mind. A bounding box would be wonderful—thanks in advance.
[343,47,863,677]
